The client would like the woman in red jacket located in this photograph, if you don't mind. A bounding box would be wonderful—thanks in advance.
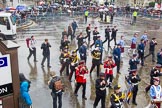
[74,60,88,100]
[104,55,116,88]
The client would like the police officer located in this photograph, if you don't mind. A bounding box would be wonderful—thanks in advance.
[93,73,107,108]
[128,70,141,105]
[69,50,79,82]
[144,37,157,62]
[113,44,121,74]
[59,48,70,76]
[145,64,162,93]
[110,85,125,108]
[74,60,88,100]
[90,47,101,76]
[137,39,145,66]
[129,54,140,70]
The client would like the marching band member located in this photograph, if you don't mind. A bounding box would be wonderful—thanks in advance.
[74,60,88,100]
[150,77,162,108]
[129,54,140,70]
[69,50,79,82]
[59,48,71,76]
[90,46,101,76]
[110,85,125,108]
[104,55,116,88]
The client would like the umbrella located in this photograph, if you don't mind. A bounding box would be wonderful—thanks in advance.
[63,5,69,8]
[0,8,3,11]
[98,8,104,12]
[67,9,71,12]
[104,8,108,11]
[109,5,114,7]
[16,5,27,11]
[6,7,16,11]
[39,1,45,5]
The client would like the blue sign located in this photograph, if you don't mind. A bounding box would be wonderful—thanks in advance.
[0,57,8,67]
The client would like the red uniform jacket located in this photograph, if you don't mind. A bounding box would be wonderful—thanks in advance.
[104,60,116,75]
[76,65,88,83]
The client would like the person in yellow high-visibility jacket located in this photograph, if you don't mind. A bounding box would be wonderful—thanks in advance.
[84,10,89,23]
[132,10,137,24]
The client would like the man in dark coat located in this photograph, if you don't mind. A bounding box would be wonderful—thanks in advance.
[137,39,145,66]
[110,26,118,45]
[41,39,51,68]
[129,54,140,70]
[79,42,87,63]
[103,26,111,50]
[157,49,162,65]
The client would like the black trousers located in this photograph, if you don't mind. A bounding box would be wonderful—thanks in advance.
[115,60,120,73]
[94,94,106,108]
[60,62,69,76]
[90,63,100,76]
[110,36,116,45]
[138,52,144,66]
[74,82,86,98]
[51,92,62,108]
[41,55,50,66]
[80,55,87,64]
[69,65,76,81]
[85,16,88,23]
[106,74,113,84]
[28,48,36,61]
[132,85,138,103]
[87,32,91,41]
[144,50,155,61]
[90,36,97,47]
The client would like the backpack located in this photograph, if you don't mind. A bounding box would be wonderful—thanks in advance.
[26,38,31,48]
[54,79,63,91]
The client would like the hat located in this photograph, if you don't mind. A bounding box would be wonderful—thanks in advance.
[152,37,156,40]
[129,69,137,73]
[133,54,137,57]
[99,73,105,77]
[72,50,76,54]
[107,55,112,58]
[155,64,161,68]
[79,60,85,65]
[114,85,121,90]
[97,36,101,38]
[117,43,121,46]
[153,77,160,82]
[95,27,97,29]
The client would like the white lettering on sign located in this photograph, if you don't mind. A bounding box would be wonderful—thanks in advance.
[0,87,7,94]
[0,59,5,67]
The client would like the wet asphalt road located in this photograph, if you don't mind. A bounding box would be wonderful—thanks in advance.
[15,15,161,108]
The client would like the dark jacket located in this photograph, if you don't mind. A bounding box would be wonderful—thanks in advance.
[105,28,111,38]
[41,42,51,56]
[95,79,106,96]
[95,40,103,52]
[157,52,162,65]
[72,21,78,30]
[150,68,162,85]
[110,92,124,108]
[91,50,101,65]
[113,47,121,61]
[60,39,70,50]
[111,28,118,37]
[128,74,141,84]
[149,40,157,51]
[77,36,87,47]
[137,43,145,54]
[129,58,140,70]
[79,45,87,58]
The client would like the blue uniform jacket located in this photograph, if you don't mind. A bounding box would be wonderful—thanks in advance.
[129,58,140,70]
[157,52,162,65]
[150,85,162,99]
[79,45,87,57]
[95,40,103,52]
[137,43,145,53]
[113,47,121,61]
[20,81,32,106]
